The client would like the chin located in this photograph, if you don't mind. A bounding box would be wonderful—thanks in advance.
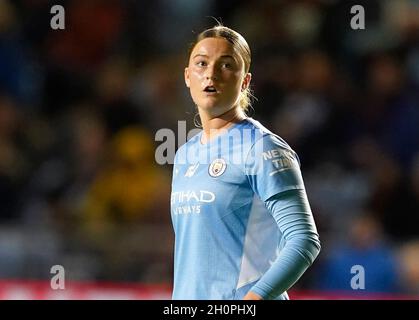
[198,101,220,111]
[198,103,227,116]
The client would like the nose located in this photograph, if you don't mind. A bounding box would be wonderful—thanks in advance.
[205,64,218,81]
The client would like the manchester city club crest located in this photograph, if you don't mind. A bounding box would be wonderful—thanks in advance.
[208,158,227,177]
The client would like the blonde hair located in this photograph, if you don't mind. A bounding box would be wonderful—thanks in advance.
[188,25,254,113]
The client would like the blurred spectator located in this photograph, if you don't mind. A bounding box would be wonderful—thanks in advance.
[313,214,401,294]
[398,239,419,295]
[272,50,335,153]
[45,0,125,71]
[372,153,419,241]
[0,94,29,221]
[82,126,170,236]
[0,0,40,105]
[95,56,149,134]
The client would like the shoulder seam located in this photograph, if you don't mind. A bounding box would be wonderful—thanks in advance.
[243,132,274,170]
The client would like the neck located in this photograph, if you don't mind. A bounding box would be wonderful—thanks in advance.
[199,107,246,143]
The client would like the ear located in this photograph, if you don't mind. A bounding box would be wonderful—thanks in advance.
[241,73,252,91]
[184,67,190,88]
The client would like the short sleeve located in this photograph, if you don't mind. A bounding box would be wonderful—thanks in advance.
[245,134,305,201]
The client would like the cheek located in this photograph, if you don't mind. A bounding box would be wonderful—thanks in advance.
[188,70,204,102]
[227,73,244,91]
[189,69,205,84]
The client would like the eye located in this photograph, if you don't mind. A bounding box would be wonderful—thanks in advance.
[222,63,232,69]
[196,61,207,67]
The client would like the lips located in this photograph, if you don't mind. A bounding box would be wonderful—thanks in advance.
[203,85,218,93]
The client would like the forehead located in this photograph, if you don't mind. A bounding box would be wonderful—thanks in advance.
[191,37,237,58]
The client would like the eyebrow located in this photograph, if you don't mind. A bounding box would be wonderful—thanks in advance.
[192,54,235,60]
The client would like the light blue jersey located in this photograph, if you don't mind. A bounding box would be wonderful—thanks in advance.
[171,118,320,300]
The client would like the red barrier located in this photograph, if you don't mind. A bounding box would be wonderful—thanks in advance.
[289,289,419,300]
[0,280,172,300]
[0,280,417,300]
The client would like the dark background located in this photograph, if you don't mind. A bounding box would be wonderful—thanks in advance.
[0,0,419,298]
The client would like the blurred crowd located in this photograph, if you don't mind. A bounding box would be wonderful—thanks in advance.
[0,0,419,296]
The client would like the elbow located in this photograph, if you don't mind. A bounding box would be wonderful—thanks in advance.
[307,231,321,263]
[287,233,321,265]
[311,236,321,263]
[302,236,321,266]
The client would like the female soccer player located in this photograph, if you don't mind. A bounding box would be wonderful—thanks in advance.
[170,24,321,300]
